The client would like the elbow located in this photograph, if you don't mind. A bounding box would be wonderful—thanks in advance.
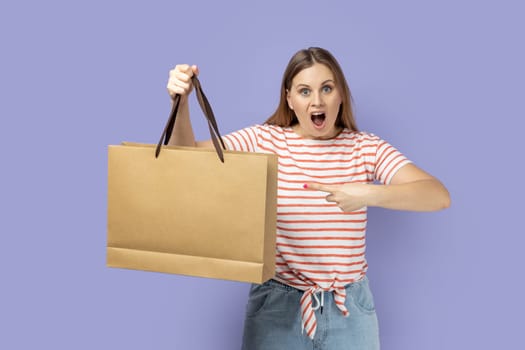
[441,195,451,210]
[437,188,451,210]
[431,178,451,211]
[424,180,451,211]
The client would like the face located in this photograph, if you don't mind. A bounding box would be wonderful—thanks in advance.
[286,63,342,139]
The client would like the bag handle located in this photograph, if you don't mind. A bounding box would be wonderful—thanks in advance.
[155,76,226,162]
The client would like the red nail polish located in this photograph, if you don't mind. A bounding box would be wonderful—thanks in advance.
[303,184,308,189]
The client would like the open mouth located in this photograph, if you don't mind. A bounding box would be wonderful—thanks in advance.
[311,113,326,128]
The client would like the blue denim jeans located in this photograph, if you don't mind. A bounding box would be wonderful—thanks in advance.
[241,277,380,350]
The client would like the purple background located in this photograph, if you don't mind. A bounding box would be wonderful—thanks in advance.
[1,0,523,349]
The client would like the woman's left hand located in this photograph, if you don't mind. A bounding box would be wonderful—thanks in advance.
[305,182,372,212]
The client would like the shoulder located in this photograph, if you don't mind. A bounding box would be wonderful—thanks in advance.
[256,124,288,139]
[338,130,382,145]
[258,124,285,133]
[230,124,288,143]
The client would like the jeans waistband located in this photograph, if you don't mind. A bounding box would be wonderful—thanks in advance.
[266,276,368,292]
[266,278,299,292]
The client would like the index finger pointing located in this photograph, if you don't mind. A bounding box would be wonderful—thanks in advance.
[304,182,338,193]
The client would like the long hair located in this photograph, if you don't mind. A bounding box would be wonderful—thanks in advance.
[265,47,358,131]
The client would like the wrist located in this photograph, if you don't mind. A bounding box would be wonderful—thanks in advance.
[364,184,385,208]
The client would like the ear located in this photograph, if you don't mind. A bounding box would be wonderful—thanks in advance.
[286,89,294,110]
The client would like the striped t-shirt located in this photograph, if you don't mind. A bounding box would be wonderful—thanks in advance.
[222,124,411,338]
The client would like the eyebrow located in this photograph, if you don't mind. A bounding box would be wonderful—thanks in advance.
[294,79,335,88]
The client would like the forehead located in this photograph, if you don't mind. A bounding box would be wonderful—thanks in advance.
[292,63,335,86]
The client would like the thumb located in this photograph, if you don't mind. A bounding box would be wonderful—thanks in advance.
[191,65,199,77]
[304,182,338,194]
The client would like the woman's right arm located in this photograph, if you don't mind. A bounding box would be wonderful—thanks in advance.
[166,64,214,148]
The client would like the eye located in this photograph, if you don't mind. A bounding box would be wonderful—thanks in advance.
[322,85,333,93]
[299,88,311,96]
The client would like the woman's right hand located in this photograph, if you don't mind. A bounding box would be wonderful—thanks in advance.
[166,64,199,100]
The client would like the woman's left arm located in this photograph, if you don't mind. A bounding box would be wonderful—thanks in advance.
[306,163,451,212]
[367,163,451,211]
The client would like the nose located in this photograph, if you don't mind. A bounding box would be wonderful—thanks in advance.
[312,91,324,106]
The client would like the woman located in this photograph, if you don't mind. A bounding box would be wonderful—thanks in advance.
[166,47,450,350]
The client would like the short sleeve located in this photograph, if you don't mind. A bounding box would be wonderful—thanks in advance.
[222,126,260,152]
[374,138,412,184]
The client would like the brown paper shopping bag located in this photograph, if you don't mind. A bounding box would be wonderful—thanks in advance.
[107,76,277,283]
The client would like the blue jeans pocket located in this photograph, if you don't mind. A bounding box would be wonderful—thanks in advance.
[348,279,376,314]
[245,282,275,318]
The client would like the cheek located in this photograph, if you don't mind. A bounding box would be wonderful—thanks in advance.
[331,91,343,106]
[289,97,306,112]
[330,98,342,115]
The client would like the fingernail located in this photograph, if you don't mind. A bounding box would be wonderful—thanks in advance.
[303,184,308,189]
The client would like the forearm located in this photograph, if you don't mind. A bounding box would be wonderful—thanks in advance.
[367,179,450,212]
[167,98,197,147]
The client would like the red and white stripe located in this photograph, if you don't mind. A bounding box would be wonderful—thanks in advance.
[223,125,410,339]
[299,286,350,339]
